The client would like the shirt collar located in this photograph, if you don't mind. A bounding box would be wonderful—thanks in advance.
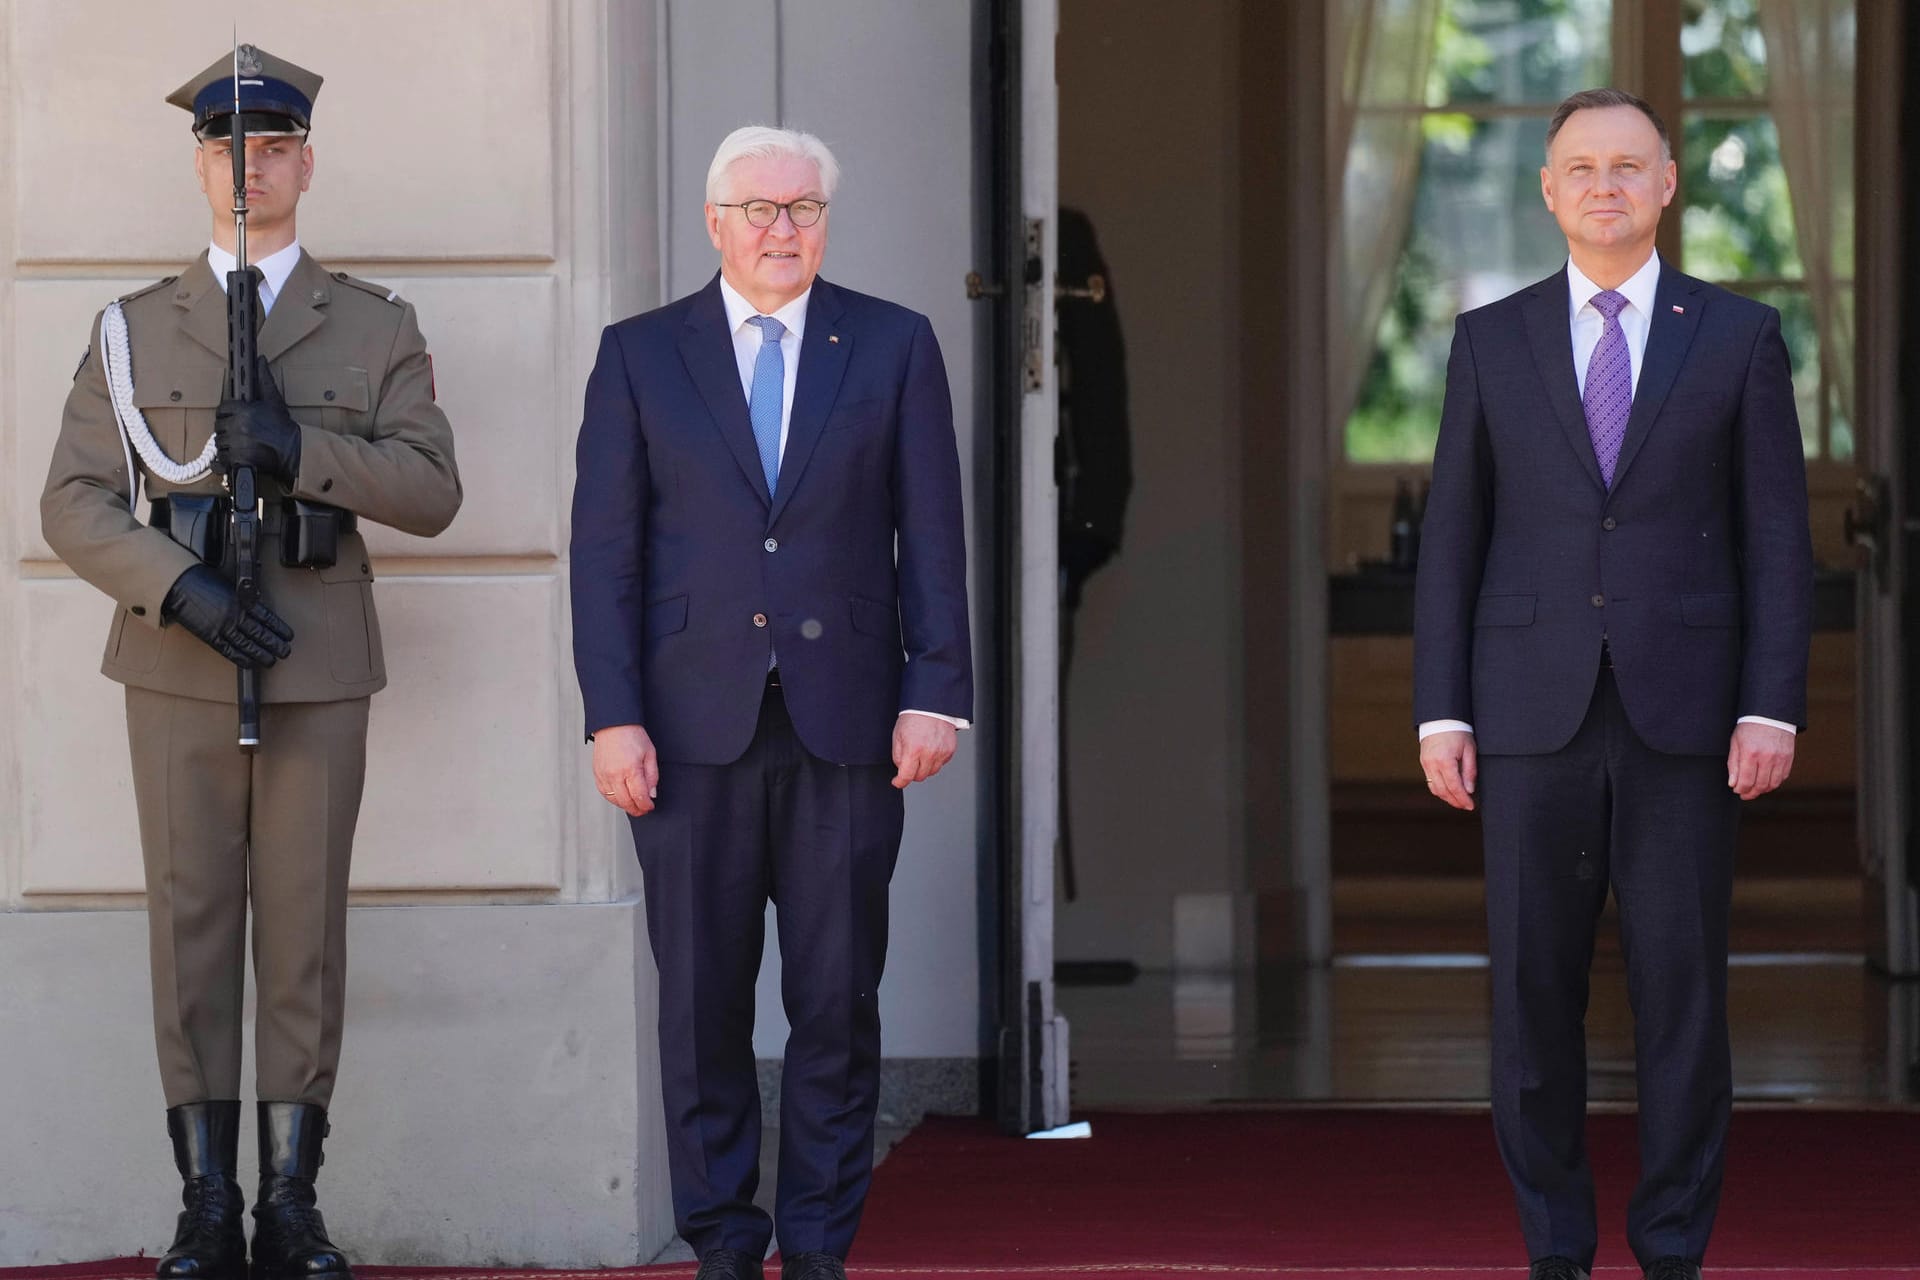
[719,274,811,342]
[1567,251,1661,322]
[206,239,304,301]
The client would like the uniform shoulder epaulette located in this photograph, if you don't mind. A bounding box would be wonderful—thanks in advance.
[330,270,405,307]
[117,276,178,305]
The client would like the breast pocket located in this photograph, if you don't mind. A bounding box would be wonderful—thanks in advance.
[281,366,373,436]
[825,398,888,433]
[131,367,226,464]
[1659,392,1731,425]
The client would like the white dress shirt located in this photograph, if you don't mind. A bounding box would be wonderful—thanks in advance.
[717,276,968,732]
[719,275,808,458]
[1419,252,1795,742]
[206,239,303,315]
[1568,251,1660,398]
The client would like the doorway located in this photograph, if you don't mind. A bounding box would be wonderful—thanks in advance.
[1033,0,1917,1113]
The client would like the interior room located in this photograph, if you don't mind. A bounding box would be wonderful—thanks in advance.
[1047,0,1910,1110]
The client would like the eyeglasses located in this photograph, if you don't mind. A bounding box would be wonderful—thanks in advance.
[713,198,828,228]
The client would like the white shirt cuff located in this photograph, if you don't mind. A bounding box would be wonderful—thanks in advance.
[904,709,970,730]
[1418,717,1793,741]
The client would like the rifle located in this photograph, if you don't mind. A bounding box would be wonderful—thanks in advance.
[225,35,265,750]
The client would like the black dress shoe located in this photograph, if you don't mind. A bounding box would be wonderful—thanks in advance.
[249,1103,351,1280]
[694,1250,765,1280]
[1529,1260,1590,1280]
[781,1253,847,1280]
[1644,1259,1702,1280]
[158,1103,246,1280]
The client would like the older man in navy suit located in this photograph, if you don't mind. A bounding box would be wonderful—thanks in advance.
[1414,90,1812,1280]
[570,126,971,1280]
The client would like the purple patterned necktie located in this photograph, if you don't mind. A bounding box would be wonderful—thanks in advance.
[1583,289,1631,488]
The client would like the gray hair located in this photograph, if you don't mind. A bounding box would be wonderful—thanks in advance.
[1545,88,1671,162]
[705,125,841,203]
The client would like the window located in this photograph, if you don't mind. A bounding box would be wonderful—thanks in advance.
[1680,0,1855,459]
[1338,0,1857,463]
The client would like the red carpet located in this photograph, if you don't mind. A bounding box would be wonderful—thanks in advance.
[841,1108,1920,1276]
[11,1109,1918,1279]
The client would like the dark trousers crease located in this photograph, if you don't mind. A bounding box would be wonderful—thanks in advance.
[1480,669,1738,1269]
[631,682,903,1260]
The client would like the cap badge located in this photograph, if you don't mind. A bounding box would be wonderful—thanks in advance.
[236,44,264,77]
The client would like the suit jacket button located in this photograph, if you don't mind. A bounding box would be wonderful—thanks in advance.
[764,537,778,552]
[1591,594,1606,608]
[753,612,769,628]
[1602,517,1617,531]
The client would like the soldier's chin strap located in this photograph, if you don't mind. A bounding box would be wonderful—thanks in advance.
[101,300,218,510]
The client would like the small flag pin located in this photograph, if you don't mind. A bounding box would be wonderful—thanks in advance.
[829,334,840,344]
[1672,304,1686,314]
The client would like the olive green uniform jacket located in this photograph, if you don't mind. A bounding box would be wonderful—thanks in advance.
[41,249,462,701]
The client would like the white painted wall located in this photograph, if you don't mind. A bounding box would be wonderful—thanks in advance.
[1054,0,1247,970]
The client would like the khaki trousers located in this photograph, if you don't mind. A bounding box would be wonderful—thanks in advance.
[125,687,369,1108]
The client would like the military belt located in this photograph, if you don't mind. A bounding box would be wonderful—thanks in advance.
[149,495,357,537]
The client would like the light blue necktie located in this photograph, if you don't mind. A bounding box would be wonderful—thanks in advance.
[746,315,786,495]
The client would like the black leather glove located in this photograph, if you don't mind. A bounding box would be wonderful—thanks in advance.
[160,563,295,668]
[214,357,303,485]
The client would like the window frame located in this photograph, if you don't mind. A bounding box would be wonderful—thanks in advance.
[1335,0,1857,471]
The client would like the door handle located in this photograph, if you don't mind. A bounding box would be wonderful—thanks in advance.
[1056,273,1107,304]
[965,271,1004,300]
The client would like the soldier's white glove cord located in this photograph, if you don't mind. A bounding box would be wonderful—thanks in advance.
[101,301,217,509]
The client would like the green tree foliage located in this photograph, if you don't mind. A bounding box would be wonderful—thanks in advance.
[1344,0,1847,463]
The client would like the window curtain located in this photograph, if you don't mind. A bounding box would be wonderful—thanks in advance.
[1329,0,1444,434]
[1756,0,1856,428]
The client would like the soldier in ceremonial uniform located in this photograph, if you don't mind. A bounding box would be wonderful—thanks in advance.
[39,47,460,1280]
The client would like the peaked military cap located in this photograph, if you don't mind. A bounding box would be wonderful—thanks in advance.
[167,44,322,138]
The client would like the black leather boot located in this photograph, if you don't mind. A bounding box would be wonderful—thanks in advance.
[158,1101,246,1279]
[250,1103,353,1280]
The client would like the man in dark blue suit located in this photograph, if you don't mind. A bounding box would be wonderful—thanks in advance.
[570,126,972,1280]
[1414,90,1812,1280]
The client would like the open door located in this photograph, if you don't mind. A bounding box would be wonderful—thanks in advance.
[1851,1,1918,981]
[982,0,1069,1134]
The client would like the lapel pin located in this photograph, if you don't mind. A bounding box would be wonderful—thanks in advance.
[829,334,840,344]
[1672,304,1685,314]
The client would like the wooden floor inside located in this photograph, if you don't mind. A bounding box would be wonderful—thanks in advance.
[1060,875,1919,1109]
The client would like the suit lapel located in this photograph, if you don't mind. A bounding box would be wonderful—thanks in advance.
[1523,270,1606,495]
[678,276,772,507]
[1609,264,1703,493]
[176,256,230,361]
[257,251,328,363]
[768,279,851,528]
